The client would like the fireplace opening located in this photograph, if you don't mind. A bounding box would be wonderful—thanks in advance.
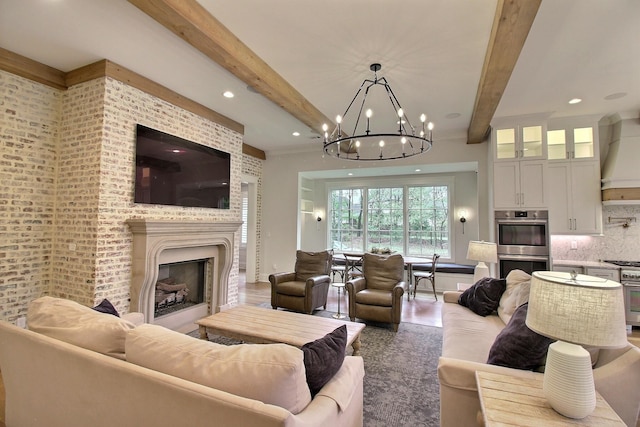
[155,259,207,319]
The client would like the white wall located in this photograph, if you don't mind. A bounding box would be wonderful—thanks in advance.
[260,137,490,280]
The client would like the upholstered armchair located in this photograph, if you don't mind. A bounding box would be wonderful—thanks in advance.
[269,250,332,314]
[346,253,407,331]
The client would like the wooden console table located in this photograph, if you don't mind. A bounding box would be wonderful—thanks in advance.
[476,371,625,426]
[196,305,365,355]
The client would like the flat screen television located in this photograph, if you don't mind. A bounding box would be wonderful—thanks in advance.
[134,124,230,209]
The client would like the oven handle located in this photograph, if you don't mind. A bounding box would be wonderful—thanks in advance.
[622,282,640,288]
[496,219,548,225]
[497,254,550,262]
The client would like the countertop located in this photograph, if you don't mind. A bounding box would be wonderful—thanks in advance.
[552,259,621,269]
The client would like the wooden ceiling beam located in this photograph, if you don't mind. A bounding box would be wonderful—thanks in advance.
[467,0,542,144]
[128,0,333,137]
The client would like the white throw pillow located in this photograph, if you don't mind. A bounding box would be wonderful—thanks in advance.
[497,270,531,325]
[27,296,136,359]
[126,324,312,414]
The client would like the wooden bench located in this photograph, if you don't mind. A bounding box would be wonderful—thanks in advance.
[196,305,366,355]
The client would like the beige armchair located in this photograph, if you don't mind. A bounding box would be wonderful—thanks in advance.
[269,250,332,314]
[346,253,407,331]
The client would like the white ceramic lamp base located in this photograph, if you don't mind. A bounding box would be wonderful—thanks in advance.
[543,340,596,419]
[473,262,490,283]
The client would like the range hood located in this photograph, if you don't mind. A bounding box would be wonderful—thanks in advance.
[601,116,640,205]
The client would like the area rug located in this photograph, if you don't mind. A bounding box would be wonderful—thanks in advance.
[195,307,442,427]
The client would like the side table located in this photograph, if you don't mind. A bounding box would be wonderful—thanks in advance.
[331,282,346,319]
[475,371,625,426]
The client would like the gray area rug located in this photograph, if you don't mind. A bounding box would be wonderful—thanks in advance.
[194,307,442,427]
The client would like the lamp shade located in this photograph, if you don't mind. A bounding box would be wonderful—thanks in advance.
[466,241,497,264]
[525,271,627,348]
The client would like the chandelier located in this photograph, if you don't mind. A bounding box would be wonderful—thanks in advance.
[322,63,434,161]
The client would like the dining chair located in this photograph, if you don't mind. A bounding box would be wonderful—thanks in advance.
[412,253,440,300]
[343,253,364,281]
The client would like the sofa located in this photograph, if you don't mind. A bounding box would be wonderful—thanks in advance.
[438,270,640,427]
[0,297,364,427]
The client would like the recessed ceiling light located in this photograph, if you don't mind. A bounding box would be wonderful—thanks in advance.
[415,169,421,172]
[292,131,300,136]
[604,92,627,100]
[223,91,234,98]
[568,98,582,104]
[445,113,461,119]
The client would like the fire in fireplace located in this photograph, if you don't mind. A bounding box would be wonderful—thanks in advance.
[155,259,206,319]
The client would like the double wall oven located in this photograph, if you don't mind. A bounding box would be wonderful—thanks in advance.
[495,210,551,277]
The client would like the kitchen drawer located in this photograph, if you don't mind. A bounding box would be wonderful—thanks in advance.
[586,267,620,282]
[553,265,584,274]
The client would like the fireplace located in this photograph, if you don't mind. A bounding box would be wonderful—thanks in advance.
[154,259,206,319]
[127,219,242,332]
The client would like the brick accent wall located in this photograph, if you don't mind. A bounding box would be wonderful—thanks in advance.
[0,71,61,321]
[241,153,264,282]
[0,70,259,322]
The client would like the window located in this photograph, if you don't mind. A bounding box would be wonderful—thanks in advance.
[329,184,450,257]
[329,188,363,251]
[241,193,248,245]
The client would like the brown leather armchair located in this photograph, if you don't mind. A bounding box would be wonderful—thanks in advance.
[346,253,407,331]
[269,250,332,314]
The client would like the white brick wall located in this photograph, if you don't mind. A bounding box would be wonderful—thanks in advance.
[0,70,261,322]
[0,70,61,321]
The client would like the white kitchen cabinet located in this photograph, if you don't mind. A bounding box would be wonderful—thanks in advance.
[493,160,547,209]
[493,118,547,162]
[547,116,600,162]
[586,267,620,282]
[553,265,584,274]
[547,160,602,234]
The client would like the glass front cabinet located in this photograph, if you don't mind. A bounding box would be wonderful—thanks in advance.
[493,117,547,162]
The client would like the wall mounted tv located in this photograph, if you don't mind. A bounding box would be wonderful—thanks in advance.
[134,124,230,209]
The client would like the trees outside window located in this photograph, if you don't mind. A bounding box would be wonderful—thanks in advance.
[328,184,450,257]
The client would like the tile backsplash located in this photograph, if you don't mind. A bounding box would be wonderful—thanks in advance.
[552,205,640,262]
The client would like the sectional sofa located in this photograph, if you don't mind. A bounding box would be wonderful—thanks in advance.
[0,297,364,427]
[437,270,640,427]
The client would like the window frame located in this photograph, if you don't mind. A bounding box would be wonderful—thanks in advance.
[326,175,454,260]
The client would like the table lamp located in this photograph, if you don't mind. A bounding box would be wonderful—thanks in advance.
[466,241,497,283]
[525,271,627,419]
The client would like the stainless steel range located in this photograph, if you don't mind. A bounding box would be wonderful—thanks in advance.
[604,260,640,326]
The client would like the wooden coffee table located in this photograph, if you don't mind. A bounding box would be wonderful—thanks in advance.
[196,305,365,355]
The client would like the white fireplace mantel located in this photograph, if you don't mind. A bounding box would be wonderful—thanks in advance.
[127,219,242,325]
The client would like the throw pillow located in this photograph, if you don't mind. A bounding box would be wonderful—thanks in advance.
[487,303,554,370]
[92,299,120,317]
[498,269,531,324]
[302,325,347,396]
[27,296,135,360]
[458,277,506,316]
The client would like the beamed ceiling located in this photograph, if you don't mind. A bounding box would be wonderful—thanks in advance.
[1,0,638,156]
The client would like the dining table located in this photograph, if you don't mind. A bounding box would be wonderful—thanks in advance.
[334,252,431,299]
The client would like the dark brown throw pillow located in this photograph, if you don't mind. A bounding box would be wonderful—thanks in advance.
[487,303,554,370]
[458,277,506,316]
[302,325,347,396]
[92,299,120,317]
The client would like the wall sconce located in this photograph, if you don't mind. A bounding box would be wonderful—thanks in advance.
[459,210,467,234]
[315,211,322,222]
[317,216,322,222]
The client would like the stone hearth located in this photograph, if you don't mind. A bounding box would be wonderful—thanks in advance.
[127,219,241,331]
